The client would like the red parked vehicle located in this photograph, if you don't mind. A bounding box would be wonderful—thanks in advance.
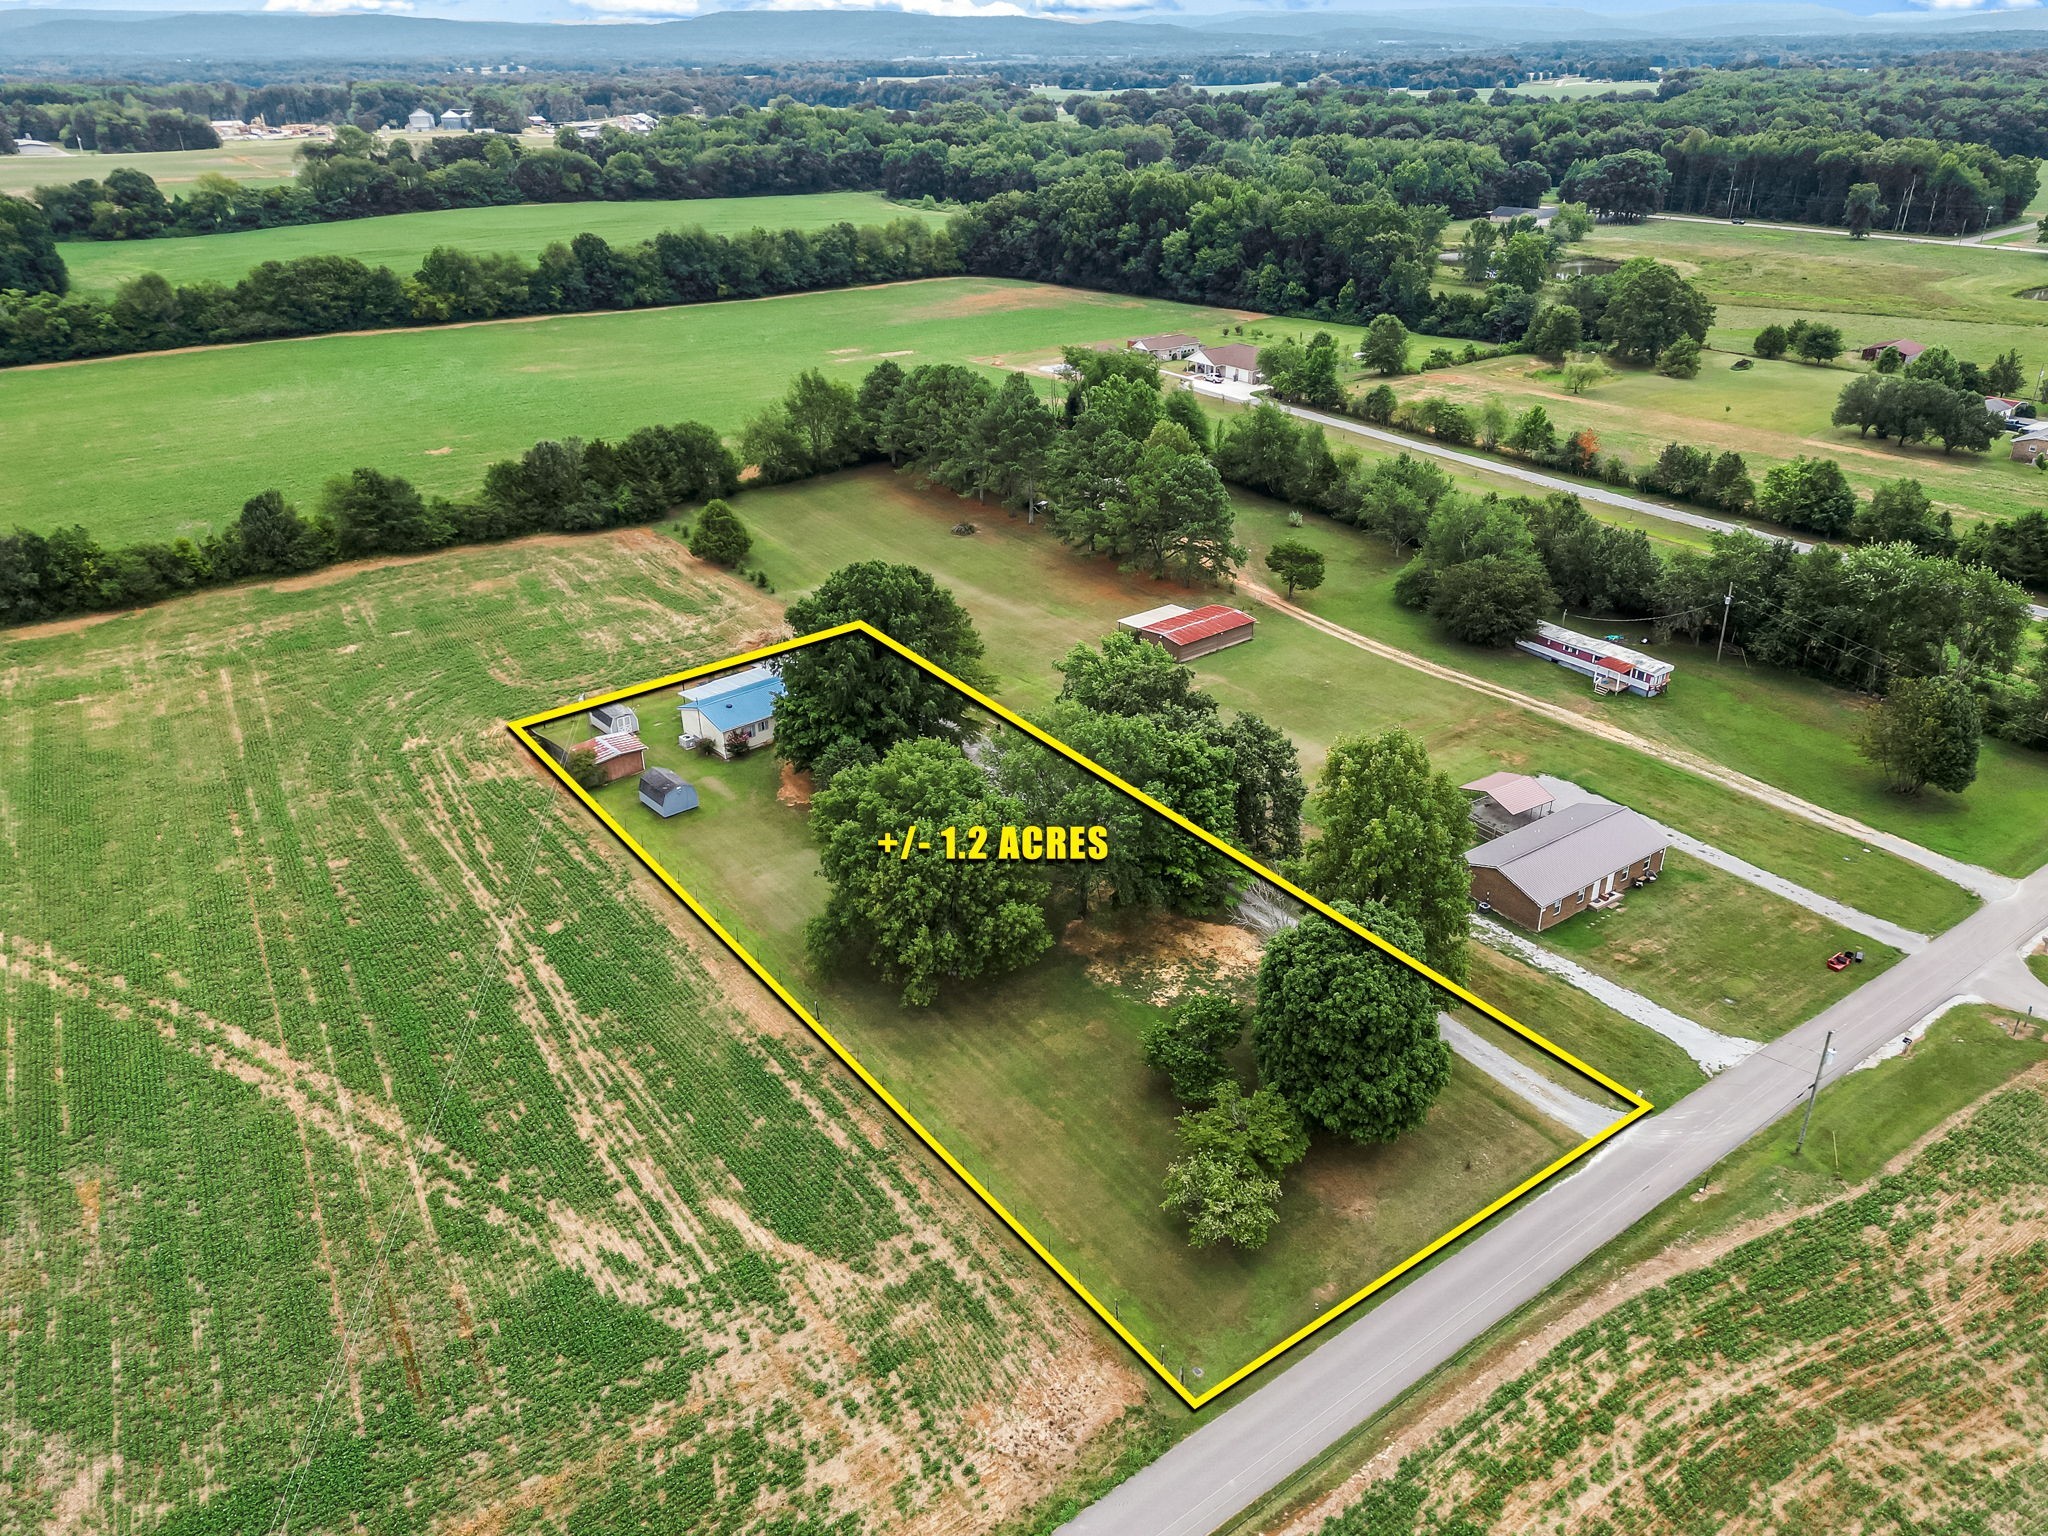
[1826,951,1853,972]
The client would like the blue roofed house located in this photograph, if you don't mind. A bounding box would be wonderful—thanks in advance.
[678,664,785,759]
[639,767,699,817]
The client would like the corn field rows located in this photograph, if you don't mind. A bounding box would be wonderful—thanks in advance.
[1318,1086,2048,1536]
[0,538,1116,1534]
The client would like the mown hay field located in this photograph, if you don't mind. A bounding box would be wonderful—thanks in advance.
[55,191,951,295]
[0,139,312,195]
[0,533,1147,1533]
[0,277,1254,545]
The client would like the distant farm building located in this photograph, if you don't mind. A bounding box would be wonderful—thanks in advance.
[1490,204,1557,225]
[1858,338,1925,363]
[1187,344,1262,385]
[1467,800,1668,932]
[638,768,699,817]
[1461,772,1555,837]
[587,732,646,783]
[406,108,434,131]
[588,702,639,736]
[438,108,474,131]
[1128,333,1201,360]
[678,665,785,759]
[1518,622,1672,697]
[1118,603,1256,662]
[1985,396,2029,420]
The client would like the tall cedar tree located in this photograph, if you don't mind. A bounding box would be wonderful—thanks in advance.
[775,563,992,772]
[807,738,1051,1005]
[1253,901,1452,1143]
[1294,729,1472,981]
[687,499,750,566]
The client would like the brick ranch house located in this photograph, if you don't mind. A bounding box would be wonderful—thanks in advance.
[1467,800,1668,932]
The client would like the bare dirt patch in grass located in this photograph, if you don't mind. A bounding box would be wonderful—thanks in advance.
[1063,910,1263,1004]
[778,763,815,808]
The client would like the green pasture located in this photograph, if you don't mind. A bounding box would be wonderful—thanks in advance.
[589,693,1588,1383]
[1386,348,2048,530]
[55,191,950,295]
[1230,491,2048,883]
[0,277,1250,544]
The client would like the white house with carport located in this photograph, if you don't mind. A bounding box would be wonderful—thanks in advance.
[1186,343,1262,385]
[678,665,786,759]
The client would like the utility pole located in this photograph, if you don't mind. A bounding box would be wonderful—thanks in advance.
[1714,583,1734,664]
[1795,1029,1836,1155]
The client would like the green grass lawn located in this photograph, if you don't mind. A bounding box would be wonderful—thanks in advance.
[1464,944,1704,1110]
[1230,492,2048,885]
[585,697,1589,1384]
[0,277,1252,545]
[0,138,311,194]
[725,472,1988,918]
[1535,854,1899,1040]
[56,192,950,295]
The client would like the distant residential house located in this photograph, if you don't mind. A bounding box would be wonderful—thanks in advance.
[2012,425,2048,465]
[1489,204,1557,225]
[1118,603,1255,662]
[588,702,639,736]
[638,767,699,817]
[1186,344,1262,385]
[1128,332,1201,360]
[587,732,646,783]
[1517,622,1672,697]
[1467,800,1668,932]
[678,665,785,759]
[1460,772,1555,838]
[1858,338,1926,363]
[406,108,435,132]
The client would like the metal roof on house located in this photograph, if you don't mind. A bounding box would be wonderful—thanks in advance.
[1863,338,1926,357]
[1130,332,1199,350]
[680,665,785,730]
[640,767,689,795]
[1193,343,1260,371]
[1466,801,1668,908]
[589,732,643,764]
[1140,605,1254,645]
[1460,772,1554,817]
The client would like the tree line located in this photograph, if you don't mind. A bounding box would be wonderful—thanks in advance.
[0,211,957,366]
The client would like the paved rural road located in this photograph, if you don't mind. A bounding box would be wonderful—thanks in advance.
[1646,212,2048,252]
[1057,873,2048,1536]
[1271,402,2048,625]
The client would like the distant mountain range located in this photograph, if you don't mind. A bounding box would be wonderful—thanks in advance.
[2,2,2046,70]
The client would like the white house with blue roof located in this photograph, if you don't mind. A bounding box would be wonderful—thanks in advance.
[678,664,786,759]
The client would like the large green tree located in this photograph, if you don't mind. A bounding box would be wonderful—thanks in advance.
[1253,901,1451,1143]
[1858,674,1982,796]
[807,738,1052,1005]
[1598,257,1715,365]
[775,562,992,772]
[1293,729,1472,980]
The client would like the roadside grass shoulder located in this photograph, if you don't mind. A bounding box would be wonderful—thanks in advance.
[54,191,950,295]
[1232,491,2041,892]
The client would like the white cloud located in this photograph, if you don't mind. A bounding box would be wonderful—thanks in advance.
[1908,0,2040,10]
[261,0,419,11]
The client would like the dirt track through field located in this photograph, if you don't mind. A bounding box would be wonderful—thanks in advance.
[1234,573,2009,898]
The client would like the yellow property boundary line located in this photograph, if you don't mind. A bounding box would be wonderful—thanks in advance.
[507,620,1652,1410]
